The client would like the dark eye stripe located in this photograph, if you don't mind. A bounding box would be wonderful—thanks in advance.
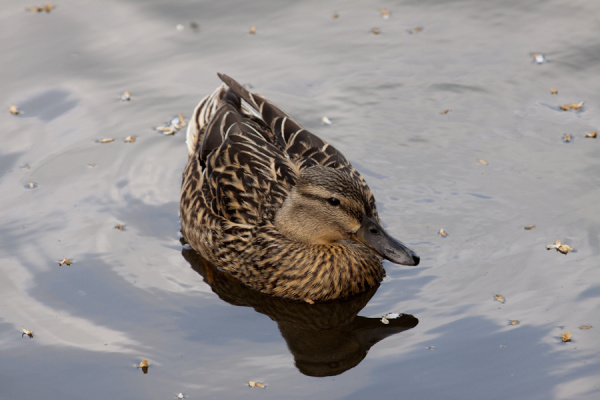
[299,192,361,220]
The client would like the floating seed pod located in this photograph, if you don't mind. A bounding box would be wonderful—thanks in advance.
[546,239,573,254]
[21,328,34,338]
[58,258,72,266]
[558,101,583,111]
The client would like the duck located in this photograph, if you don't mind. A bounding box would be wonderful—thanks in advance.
[180,73,419,302]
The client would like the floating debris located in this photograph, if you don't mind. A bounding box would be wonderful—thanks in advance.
[371,28,381,35]
[579,325,592,330]
[178,112,187,127]
[427,346,435,350]
[332,12,339,19]
[25,181,37,189]
[176,24,185,32]
[9,104,20,115]
[156,114,186,135]
[177,393,184,399]
[551,88,558,95]
[546,239,574,255]
[249,26,256,34]
[509,320,520,326]
[380,313,400,324]
[248,381,266,389]
[58,258,72,266]
[190,21,199,32]
[561,331,572,342]
[159,125,176,134]
[124,136,136,143]
[477,158,488,165]
[114,225,125,230]
[531,53,546,64]
[21,328,34,338]
[408,26,424,34]
[137,359,149,368]
[137,359,149,374]
[97,138,115,143]
[155,126,176,135]
[22,164,31,169]
[524,224,536,230]
[27,3,55,13]
[120,91,131,101]
[88,163,96,168]
[585,131,597,138]
[439,228,448,237]
[562,133,572,143]
[440,109,451,114]
[377,8,391,19]
[494,294,505,303]
[559,101,584,111]
[321,116,332,125]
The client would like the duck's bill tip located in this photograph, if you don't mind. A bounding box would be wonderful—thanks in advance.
[355,217,420,267]
[380,244,419,266]
[391,251,420,266]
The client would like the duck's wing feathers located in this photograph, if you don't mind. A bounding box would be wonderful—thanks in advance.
[218,73,352,173]
[202,93,298,225]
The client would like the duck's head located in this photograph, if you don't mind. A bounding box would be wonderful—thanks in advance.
[274,165,419,266]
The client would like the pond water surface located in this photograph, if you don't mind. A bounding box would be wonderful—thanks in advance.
[1,0,599,399]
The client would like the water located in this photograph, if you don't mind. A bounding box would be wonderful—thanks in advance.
[1,0,599,399]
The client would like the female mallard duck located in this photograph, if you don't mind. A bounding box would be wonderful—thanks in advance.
[181,73,419,302]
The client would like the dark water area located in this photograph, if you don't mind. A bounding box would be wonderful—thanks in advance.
[1,0,599,399]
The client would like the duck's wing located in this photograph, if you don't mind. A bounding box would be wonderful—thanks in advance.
[217,73,352,172]
[217,73,378,217]
[186,84,298,226]
[205,122,297,225]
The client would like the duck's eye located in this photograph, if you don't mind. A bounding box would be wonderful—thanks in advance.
[327,197,340,206]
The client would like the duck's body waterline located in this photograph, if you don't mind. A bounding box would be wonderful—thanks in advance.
[180,73,418,301]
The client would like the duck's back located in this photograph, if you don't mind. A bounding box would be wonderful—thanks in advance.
[183,74,378,226]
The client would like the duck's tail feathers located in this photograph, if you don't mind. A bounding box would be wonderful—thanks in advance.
[217,73,305,138]
[186,84,227,156]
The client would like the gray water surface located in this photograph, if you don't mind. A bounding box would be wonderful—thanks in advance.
[1,1,599,399]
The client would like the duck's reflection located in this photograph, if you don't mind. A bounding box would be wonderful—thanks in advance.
[182,246,418,377]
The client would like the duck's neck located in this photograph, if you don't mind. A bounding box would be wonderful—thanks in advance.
[256,229,385,302]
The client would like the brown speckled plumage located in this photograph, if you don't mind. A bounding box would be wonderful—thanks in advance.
[181,74,417,302]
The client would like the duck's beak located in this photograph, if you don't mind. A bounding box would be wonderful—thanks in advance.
[354,217,420,266]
